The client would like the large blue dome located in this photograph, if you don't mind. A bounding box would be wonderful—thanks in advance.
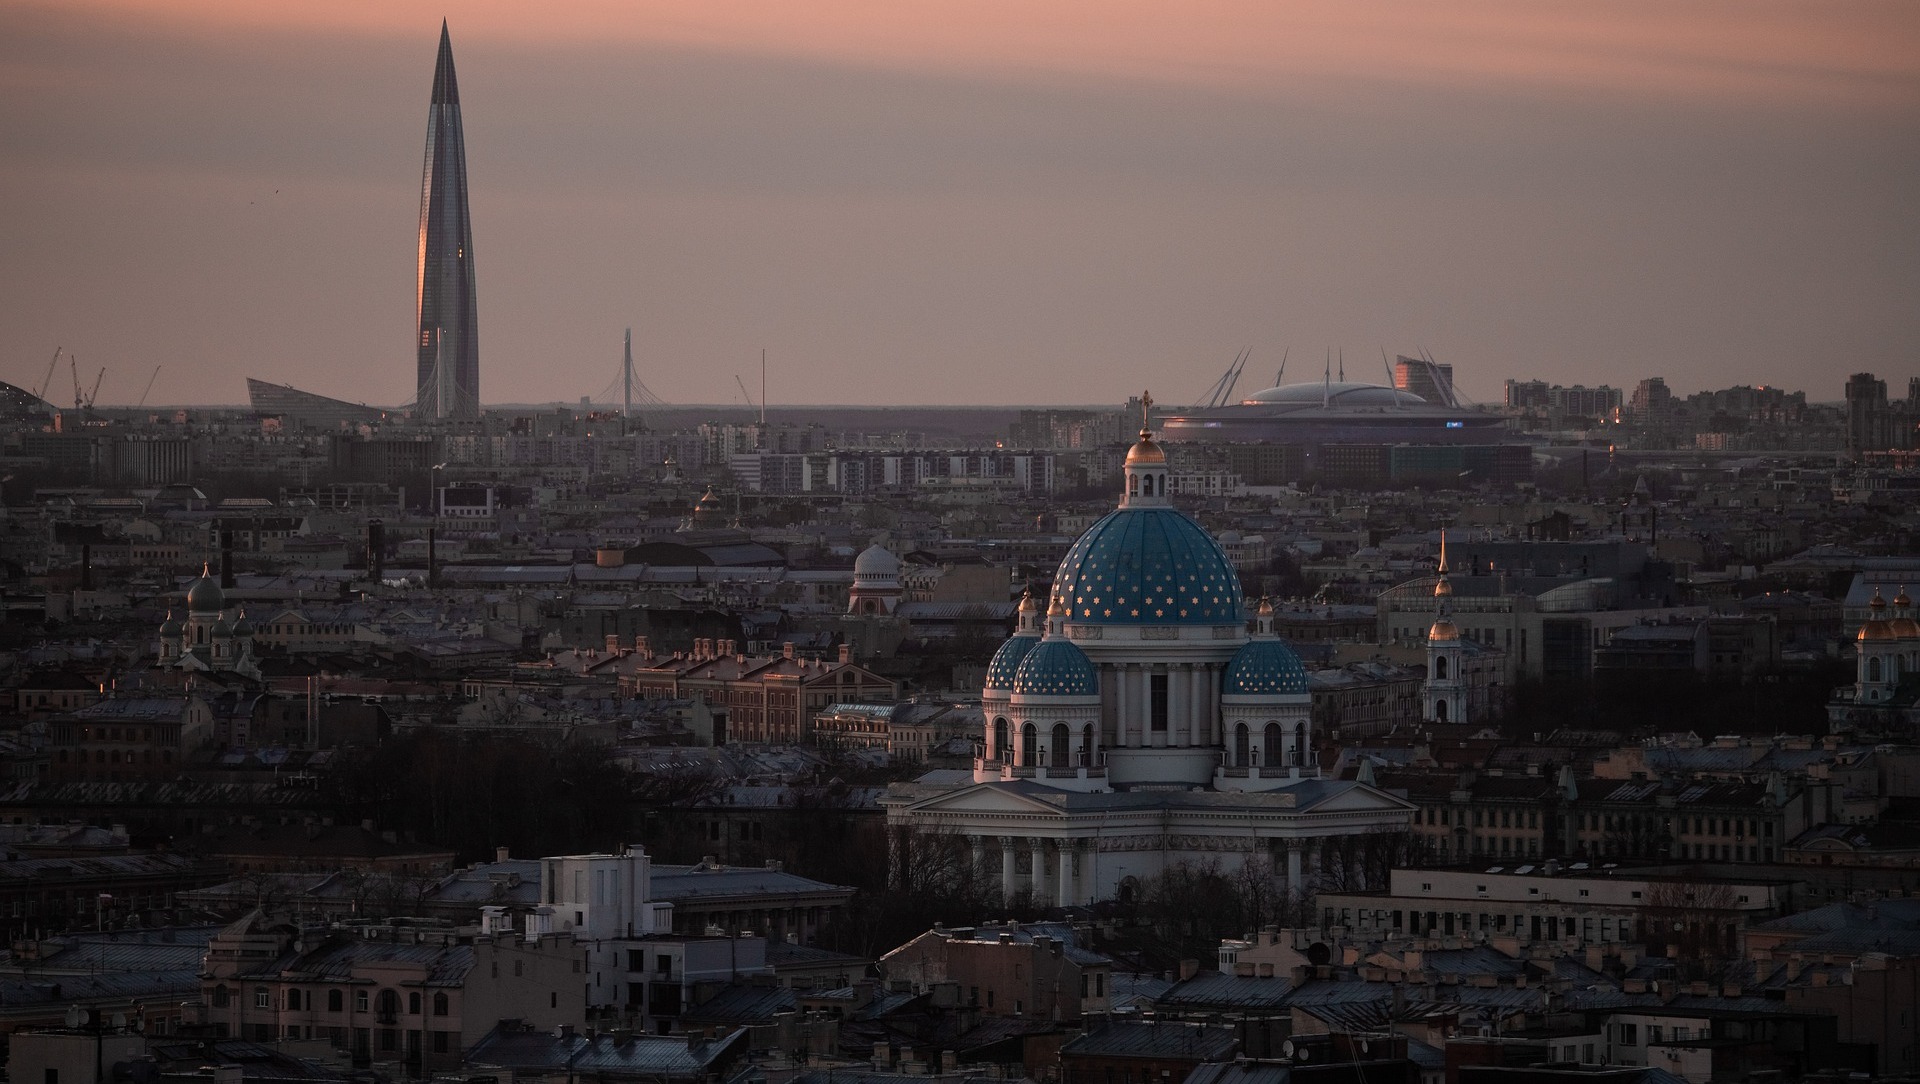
[1053,507,1244,626]
[1223,638,1310,696]
[984,632,1041,692]
[1012,638,1099,697]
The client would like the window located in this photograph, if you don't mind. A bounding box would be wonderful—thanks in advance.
[286,990,301,1011]
[355,991,369,1013]
[433,992,449,1016]
[254,988,270,1010]
[409,992,421,1015]
[329,990,344,1013]
[1150,675,1168,731]
[433,1032,449,1054]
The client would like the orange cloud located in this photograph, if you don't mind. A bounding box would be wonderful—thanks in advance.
[35,0,1920,106]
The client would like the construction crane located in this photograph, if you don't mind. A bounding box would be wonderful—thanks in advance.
[34,348,61,402]
[70,356,83,411]
[137,365,162,408]
[83,366,104,410]
[734,374,756,410]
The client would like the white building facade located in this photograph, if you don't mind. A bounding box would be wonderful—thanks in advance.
[883,402,1414,908]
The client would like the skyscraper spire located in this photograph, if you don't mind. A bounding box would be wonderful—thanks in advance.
[416,21,479,419]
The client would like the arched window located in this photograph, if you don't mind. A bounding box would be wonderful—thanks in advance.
[1263,722,1282,768]
[1081,723,1095,766]
[212,985,229,1008]
[1233,724,1250,768]
[992,717,1009,761]
[1434,656,1449,680]
[432,992,449,1016]
[286,989,301,1011]
[1434,699,1450,723]
[1019,723,1037,767]
[375,989,400,1019]
[1293,722,1308,766]
[1050,723,1070,766]
[329,989,344,1013]
[408,991,421,1014]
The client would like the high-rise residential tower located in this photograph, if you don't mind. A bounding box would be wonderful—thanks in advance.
[415,21,479,419]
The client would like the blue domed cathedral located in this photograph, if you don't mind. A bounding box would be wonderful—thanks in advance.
[882,401,1415,908]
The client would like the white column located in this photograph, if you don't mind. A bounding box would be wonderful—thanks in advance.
[1001,838,1019,905]
[1169,666,1187,747]
[1115,665,1131,747]
[1285,842,1302,900]
[1057,843,1075,907]
[1029,838,1049,900]
[1128,665,1144,747]
[970,836,987,881]
[1182,663,1198,748]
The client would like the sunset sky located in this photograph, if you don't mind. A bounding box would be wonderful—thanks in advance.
[2,1,1917,407]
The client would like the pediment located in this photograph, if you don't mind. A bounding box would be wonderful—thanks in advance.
[906,782,1066,816]
[1299,782,1418,814]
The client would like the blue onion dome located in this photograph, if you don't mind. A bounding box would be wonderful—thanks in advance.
[1012,638,1099,697]
[1053,508,1243,625]
[984,633,1042,692]
[1223,637,1310,696]
[159,610,182,637]
[231,609,254,637]
[212,613,234,638]
[186,565,224,613]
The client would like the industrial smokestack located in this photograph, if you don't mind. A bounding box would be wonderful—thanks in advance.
[219,529,235,589]
[368,520,385,581]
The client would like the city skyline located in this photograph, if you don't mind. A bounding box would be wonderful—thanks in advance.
[2,1,1917,408]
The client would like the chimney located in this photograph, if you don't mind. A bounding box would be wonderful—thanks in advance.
[368,519,385,579]
[635,636,650,657]
[607,634,622,655]
[839,643,853,663]
[783,642,796,659]
[1179,958,1201,981]
[220,528,236,588]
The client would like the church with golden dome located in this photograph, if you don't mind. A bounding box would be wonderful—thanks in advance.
[881,394,1415,908]
[1832,587,1920,731]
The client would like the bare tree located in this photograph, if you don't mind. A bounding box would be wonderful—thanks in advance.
[1641,878,1739,975]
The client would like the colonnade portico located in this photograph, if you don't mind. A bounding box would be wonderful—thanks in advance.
[943,823,1362,909]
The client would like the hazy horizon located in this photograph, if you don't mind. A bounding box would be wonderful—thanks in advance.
[4,1,1917,408]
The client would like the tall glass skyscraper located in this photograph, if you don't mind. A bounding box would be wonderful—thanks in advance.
[416,21,479,419]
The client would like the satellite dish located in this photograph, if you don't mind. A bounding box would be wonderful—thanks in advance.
[1282,1041,1295,1059]
[1297,1048,1311,1062]
[64,1005,85,1028]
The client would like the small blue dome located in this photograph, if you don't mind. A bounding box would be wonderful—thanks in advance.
[1012,638,1099,697]
[984,633,1041,692]
[1223,638,1309,696]
[1053,508,1243,626]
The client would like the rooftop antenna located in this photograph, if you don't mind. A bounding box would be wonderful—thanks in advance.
[1323,349,1332,408]
[761,349,767,426]
[1338,348,1345,383]
[623,328,633,422]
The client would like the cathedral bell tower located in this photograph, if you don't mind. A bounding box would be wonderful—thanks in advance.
[1424,532,1466,724]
